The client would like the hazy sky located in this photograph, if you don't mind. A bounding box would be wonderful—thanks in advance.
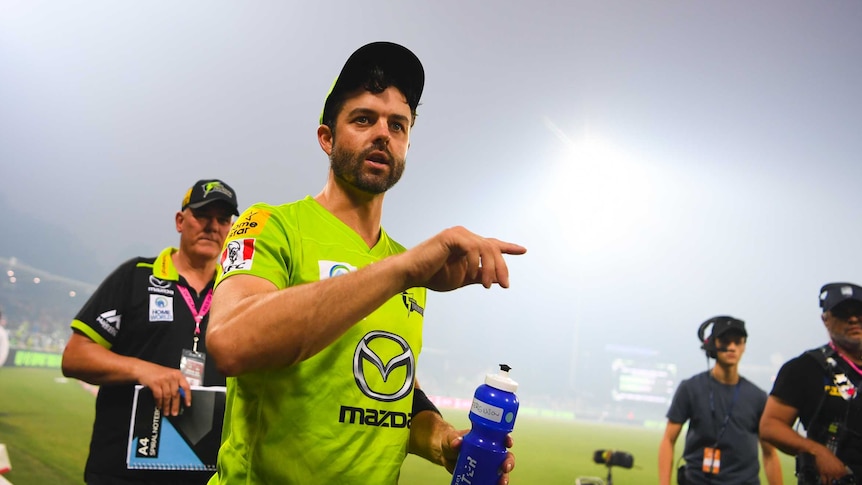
[2,1,862,403]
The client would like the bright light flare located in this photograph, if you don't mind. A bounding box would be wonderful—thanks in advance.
[540,118,657,256]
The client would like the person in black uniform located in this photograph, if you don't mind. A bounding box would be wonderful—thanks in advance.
[61,179,239,485]
[761,282,862,485]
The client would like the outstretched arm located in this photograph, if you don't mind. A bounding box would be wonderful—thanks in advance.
[207,226,526,375]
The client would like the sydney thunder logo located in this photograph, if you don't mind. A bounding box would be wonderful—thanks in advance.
[201,181,233,199]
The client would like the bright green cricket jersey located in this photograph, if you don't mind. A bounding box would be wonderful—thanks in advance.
[210,196,427,485]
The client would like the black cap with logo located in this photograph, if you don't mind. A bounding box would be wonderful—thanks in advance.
[819,282,862,313]
[710,316,748,339]
[181,179,239,216]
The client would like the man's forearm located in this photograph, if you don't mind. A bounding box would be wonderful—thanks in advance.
[208,254,411,375]
[657,439,675,485]
[761,418,818,457]
[763,451,784,485]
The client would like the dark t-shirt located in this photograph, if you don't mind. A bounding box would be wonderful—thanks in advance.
[70,248,224,483]
[667,370,767,485]
[770,347,862,475]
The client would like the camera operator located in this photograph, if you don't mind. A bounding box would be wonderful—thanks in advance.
[659,316,783,485]
[761,282,862,485]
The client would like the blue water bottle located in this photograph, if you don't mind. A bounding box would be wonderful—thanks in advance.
[451,364,519,485]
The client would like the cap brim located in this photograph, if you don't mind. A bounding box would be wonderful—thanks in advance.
[827,297,862,312]
[185,199,239,216]
[716,328,747,338]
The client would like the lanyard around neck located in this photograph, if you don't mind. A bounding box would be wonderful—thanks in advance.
[176,285,212,352]
[829,341,862,377]
[709,376,741,446]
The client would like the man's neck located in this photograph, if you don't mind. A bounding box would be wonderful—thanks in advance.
[315,179,385,248]
[172,250,216,294]
[831,340,862,366]
[711,363,740,385]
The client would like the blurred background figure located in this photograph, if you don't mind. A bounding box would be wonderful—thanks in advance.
[761,282,862,485]
[659,316,782,485]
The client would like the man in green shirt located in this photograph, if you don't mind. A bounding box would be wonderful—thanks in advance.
[206,42,525,484]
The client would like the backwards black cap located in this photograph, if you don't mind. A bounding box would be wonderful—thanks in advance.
[320,42,425,126]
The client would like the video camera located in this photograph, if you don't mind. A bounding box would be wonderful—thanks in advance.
[593,450,634,469]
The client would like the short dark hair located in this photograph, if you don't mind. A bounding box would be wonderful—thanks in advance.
[322,65,421,134]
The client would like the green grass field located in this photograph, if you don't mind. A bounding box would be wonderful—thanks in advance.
[0,368,797,484]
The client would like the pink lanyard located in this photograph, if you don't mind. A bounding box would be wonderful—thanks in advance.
[176,286,212,352]
[829,341,862,376]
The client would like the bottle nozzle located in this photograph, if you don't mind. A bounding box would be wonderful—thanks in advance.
[487,364,518,392]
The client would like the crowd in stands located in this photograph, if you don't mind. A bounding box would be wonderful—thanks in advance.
[0,263,93,354]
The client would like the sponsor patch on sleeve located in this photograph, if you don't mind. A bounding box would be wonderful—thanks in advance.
[318,260,357,280]
[228,208,271,239]
[221,238,256,274]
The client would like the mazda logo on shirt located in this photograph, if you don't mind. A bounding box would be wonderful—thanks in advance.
[353,331,414,402]
[149,275,171,288]
[148,275,174,296]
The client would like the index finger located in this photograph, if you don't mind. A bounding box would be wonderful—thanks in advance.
[498,240,527,256]
[178,385,192,408]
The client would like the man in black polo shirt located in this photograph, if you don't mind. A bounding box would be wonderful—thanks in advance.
[62,179,239,485]
[761,282,862,485]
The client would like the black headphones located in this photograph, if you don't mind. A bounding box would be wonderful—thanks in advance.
[697,316,745,359]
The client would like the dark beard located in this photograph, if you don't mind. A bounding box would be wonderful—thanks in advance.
[329,142,405,194]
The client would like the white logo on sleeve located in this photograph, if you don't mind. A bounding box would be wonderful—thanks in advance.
[97,310,122,336]
[319,260,357,280]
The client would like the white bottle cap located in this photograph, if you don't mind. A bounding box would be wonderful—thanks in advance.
[485,364,518,392]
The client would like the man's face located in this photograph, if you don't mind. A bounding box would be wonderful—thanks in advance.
[714,332,747,365]
[329,86,411,195]
[824,301,862,352]
[177,202,233,260]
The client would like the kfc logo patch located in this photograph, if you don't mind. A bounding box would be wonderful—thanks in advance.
[222,238,255,274]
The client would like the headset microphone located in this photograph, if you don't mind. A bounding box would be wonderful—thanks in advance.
[698,318,720,359]
[697,316,745,359]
